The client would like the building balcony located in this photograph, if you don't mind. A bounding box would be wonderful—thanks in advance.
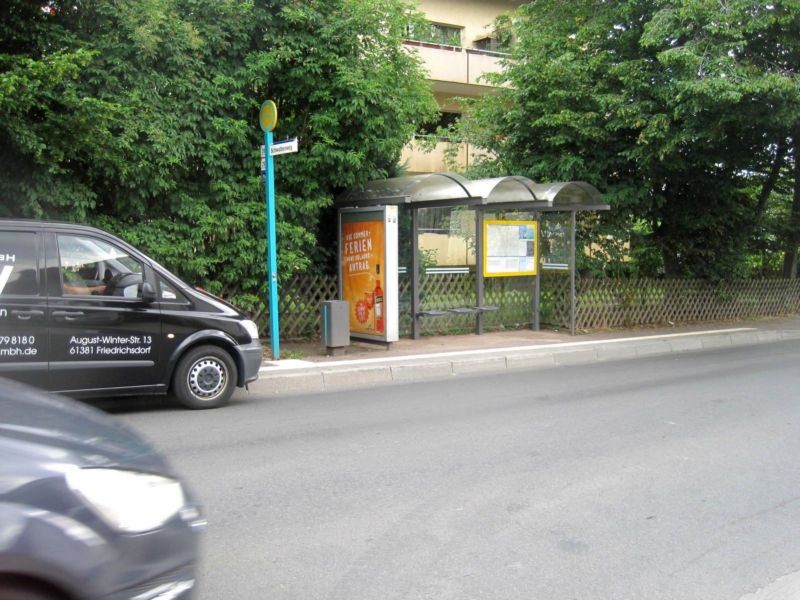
[404,41,508,96]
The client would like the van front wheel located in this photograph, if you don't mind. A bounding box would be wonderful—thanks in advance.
[173,345,237,409]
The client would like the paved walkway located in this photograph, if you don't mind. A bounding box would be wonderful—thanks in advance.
[251,317,800,396]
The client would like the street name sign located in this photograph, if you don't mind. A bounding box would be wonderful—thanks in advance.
[270,138,299,156]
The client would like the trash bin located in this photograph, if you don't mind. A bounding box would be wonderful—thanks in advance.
[321,300,350,356]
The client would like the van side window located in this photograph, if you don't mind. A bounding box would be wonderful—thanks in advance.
[57,234,144,298]
[158,277,189,304]
[0,231,39,296]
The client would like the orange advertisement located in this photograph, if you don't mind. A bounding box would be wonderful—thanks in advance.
[341,217,385,336]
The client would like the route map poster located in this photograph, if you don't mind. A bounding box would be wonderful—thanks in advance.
[483,220,539,277]
[338,207,399,342]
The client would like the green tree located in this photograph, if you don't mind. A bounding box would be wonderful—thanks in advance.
[0,1,121,220]
[461,0,800,279]
[0,0,436,310]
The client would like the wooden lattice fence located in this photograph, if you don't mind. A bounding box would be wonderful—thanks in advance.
[253,274,800,340]
[250,274,338,340]
[539,272,572,330]
[576,278,800,330]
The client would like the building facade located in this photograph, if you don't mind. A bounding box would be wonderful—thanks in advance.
[401,0,522,174]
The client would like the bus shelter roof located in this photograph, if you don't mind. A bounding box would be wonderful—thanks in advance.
[336,173,608,212]
[336,172,478,207]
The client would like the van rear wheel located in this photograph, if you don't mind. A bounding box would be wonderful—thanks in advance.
[173,345,237,409]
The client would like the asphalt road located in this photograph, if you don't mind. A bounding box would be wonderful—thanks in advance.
[117,340,800,600]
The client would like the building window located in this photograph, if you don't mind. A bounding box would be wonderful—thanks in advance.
[474,17,514,53]
[407,22,462,47]
[473,37,501,52]
[418,111,461,140]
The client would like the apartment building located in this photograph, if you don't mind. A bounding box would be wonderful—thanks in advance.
[401,0,522,174]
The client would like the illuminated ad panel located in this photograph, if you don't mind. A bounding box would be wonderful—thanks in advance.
[339,207,398,342]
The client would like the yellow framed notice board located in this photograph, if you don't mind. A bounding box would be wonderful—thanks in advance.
[483,220,538,278]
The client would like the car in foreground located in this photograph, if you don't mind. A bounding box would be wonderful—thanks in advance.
[0,378,205,599]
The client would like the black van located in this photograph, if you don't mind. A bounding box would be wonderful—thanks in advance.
[0,219,262,408]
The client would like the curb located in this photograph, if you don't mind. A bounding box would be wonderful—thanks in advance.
[249,328,800,397]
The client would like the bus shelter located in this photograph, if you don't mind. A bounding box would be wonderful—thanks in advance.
[335,173,608,339]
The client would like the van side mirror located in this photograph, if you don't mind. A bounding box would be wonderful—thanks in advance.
[140,281,157,304]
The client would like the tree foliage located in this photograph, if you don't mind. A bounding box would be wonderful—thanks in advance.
[462,0,800,279]
[0,0,436,309]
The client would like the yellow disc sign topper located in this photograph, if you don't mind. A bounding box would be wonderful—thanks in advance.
[259,100,278,132]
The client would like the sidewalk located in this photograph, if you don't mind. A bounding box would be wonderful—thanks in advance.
[251,316,800,396]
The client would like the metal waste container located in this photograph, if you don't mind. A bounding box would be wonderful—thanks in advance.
[321,300,350,356]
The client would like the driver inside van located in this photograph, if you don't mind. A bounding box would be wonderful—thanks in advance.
[61,266,107,295]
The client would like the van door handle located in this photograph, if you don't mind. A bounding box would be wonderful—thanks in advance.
[11,309,44,320]
[52,310,86,321]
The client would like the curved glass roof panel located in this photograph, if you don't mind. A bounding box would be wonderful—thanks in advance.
[336,172,476,207]
[470,176,544,205]
[528,182,604,207]
[337,173,607,211]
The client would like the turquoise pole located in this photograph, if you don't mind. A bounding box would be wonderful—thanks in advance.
[265,130,280,359]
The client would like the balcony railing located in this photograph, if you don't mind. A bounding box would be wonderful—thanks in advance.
[403,41,509,87]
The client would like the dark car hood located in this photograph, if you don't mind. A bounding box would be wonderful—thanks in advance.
[0,379,168,473]
[191,285,245,315]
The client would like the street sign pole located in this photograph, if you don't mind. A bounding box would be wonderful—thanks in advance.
[264,129,280,360]
[259,100,280,360]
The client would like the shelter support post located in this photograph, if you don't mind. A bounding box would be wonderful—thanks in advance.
[411,207,421,340]
[533,210,540,331]
[570,211,577,336]
[475,209,485,335]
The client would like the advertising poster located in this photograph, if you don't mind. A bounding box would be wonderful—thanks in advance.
[339,207,399,343]
[483,220,539,277]
[341,212,386,337]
